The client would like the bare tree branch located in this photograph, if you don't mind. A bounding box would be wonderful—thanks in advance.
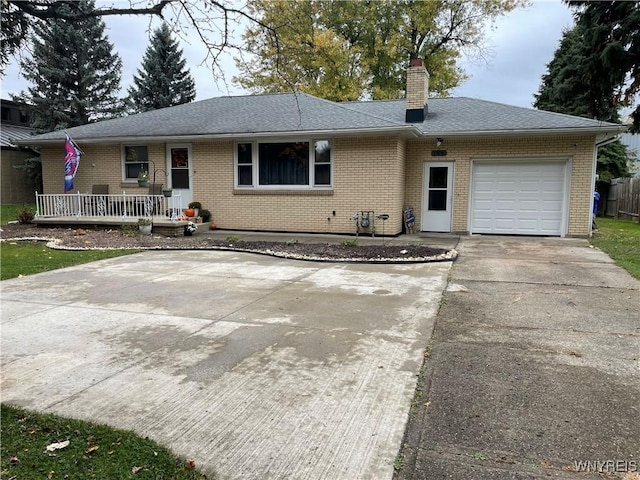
[1,0,278,81]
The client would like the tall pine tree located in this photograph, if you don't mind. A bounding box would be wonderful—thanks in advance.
[13,0,123,133]
[127,24,196,113]
[534,2,636,182]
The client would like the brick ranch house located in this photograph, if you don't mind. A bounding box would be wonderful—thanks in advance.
[16,59,625,237]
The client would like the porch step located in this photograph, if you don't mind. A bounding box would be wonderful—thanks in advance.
[152,220,189,237]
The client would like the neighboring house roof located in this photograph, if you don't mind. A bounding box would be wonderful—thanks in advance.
[13,92,625,146]
[1,124,34,149]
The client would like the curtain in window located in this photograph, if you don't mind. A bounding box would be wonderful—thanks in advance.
[259,143,309,185]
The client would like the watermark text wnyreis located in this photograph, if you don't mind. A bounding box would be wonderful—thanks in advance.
[573,460,637,473]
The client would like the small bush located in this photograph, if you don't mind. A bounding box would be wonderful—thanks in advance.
[200,209,212,222]
[341,238,359,247]
[17,208,35,224]
[120,224,138,237]
[226,235,240,244]
[286,238,299,245]
[188,201,202,210]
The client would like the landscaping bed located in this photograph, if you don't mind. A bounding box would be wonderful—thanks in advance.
[0,223,456,263]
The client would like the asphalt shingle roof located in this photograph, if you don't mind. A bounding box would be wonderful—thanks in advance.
[345,97,621,133]
[17,92,623,144]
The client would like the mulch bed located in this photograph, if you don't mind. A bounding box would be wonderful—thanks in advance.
[0,223,457,263]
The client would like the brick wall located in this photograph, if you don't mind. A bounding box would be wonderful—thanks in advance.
[39,133,596,237]
[192,137,405,234]
[405,135,596,237]
[41,143,168,195]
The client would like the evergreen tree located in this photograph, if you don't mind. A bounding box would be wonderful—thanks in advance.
[12,0,123,133]
[534,24,620,123]
[127,24,196,113]
[534,2,637,181]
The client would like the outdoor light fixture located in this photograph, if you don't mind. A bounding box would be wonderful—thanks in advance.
[436,137,444,146]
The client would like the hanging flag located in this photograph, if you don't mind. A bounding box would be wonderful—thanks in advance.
[64,134,82,192]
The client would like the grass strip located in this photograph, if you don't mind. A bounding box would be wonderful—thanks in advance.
[1,241,137,280]
[1,404,208,479]
[591,217,640,280]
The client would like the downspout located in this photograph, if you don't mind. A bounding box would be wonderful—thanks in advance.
[589,135,620,236]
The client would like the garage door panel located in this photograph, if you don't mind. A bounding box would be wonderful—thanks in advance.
[471,161,566,236]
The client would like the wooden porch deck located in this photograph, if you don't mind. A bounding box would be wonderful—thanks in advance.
[33,191,189,236]
[34,215,189,237]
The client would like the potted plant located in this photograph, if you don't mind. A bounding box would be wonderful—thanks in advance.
[162,186,173,197]
[138,217,152,234]
[137,171,149,187]
[188,201,202,217]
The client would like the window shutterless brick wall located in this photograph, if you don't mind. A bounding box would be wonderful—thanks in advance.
[192,137,406,234]
[405,135,596,237]
[40,143,167,194]
[40,133,596,237]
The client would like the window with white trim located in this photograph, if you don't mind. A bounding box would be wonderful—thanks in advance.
[235,140,332,188]
[123,145,149,181]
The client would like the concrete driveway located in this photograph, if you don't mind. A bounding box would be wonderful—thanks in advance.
[1,250,452,480]
[399,236,640,479]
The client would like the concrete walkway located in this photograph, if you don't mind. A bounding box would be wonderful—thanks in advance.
[399,236,640,479]
[1,242,454,480]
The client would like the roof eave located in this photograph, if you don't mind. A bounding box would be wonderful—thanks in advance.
[12,125,419,146]
[13,124,624,147]
[418,125,627,138]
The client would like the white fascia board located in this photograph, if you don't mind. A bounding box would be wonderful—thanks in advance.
[12,126,419,147]
[417,125,627,138]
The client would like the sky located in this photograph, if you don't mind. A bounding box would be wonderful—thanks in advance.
[0,0,575,109]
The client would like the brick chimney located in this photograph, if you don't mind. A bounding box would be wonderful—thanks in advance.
[405,58,429,123]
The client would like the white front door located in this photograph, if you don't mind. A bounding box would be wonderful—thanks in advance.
[421,161,453,232]
[167,144,193,209]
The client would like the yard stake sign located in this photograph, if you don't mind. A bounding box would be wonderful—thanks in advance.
[64,134,82,192]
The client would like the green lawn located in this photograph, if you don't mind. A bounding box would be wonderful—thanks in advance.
[1,203,137,280]
[1,404,207,479]
[591,217,640,280]
[1,203,36,224]
[1,241,136,280]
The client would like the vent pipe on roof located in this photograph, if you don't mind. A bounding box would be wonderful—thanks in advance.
[405,58,429,123]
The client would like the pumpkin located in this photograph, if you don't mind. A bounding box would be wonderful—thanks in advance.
[209,223,216,230]
[184,208,195,217]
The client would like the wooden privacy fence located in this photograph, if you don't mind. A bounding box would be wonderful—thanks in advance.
[607,177,640,222]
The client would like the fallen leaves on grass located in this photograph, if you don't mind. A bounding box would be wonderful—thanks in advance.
[45,440,69,452]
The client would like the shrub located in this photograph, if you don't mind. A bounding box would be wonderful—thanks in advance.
[341,238,359,247]
[17,208,35,224]
[188,201,202,210]
[120,225,138,237]
[200,209,212,222]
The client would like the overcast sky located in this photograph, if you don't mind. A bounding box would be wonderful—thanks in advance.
[1,0,575,109]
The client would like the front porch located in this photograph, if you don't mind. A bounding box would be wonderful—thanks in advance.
[34,191,189,235]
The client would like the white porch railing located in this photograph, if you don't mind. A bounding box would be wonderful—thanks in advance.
[35,191,184,221]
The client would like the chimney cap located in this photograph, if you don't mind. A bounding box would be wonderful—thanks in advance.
[410,58,424,67]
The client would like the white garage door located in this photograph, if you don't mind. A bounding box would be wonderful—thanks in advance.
[471,161,567,236]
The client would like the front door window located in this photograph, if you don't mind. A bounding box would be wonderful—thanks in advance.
[428,166,448,211]
[171,148,189,189]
